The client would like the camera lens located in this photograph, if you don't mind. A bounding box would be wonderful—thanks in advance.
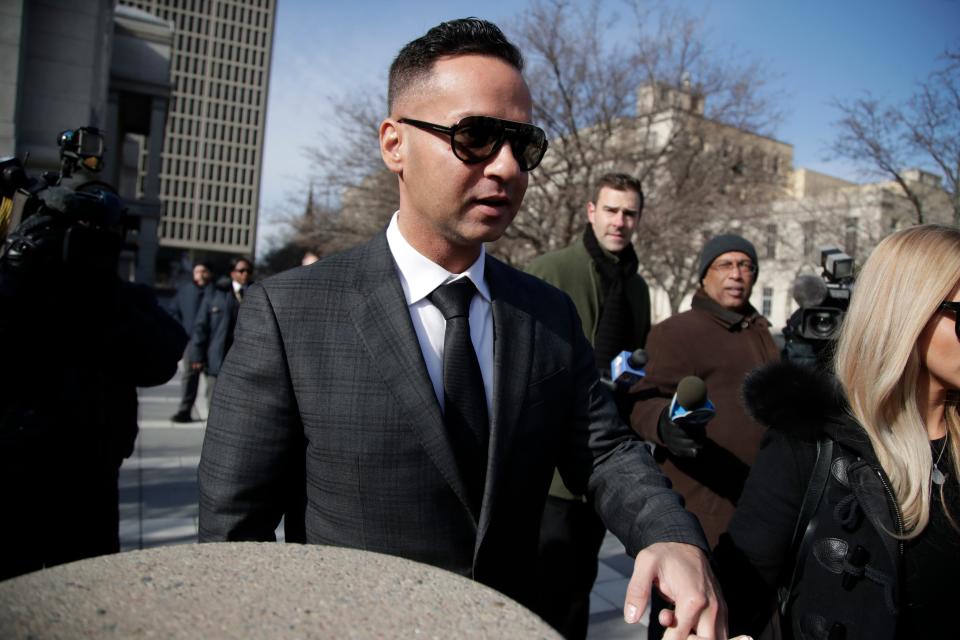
[811,313,836,337]
[799,307,846,341]
[807,311,838,339]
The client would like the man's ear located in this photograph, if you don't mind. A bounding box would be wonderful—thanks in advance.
[380,119,403,175]
[586,201,597,225]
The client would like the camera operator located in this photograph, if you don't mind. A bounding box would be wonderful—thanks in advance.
[0,128,187,579]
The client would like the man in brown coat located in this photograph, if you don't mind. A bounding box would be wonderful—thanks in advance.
[629,234,779,547]
[630,234,777,639]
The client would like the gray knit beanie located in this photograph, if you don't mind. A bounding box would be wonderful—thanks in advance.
[698,234,759,282]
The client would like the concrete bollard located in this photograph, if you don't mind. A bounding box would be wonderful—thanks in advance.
[0,542,560,638]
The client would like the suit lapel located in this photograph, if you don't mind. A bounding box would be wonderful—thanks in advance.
[347,233,476,520]
[477,256,534,542]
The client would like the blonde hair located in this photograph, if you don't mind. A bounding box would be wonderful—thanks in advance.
[834,224,960,537]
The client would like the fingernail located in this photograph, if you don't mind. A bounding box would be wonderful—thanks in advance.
[624,604,638,623]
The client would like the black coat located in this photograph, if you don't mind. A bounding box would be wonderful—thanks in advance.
[714,362,902,640]
[0,266,187,578]
[0,273,188,463]
[169,279,210,335]
[190,277,243,376]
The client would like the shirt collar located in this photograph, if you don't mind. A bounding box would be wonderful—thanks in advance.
[386,212,490,305]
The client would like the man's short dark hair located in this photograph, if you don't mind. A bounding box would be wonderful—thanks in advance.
[594,173,644,212]
[230,256,253,271]
[388,18,524,113]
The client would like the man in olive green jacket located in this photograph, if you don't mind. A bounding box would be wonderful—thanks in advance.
[525,172,650,639]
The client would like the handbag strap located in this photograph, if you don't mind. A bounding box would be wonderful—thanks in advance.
[779,435,834,616]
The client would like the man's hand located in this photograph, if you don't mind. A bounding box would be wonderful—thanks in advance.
[623,542,726,640]
[191,361,204,371]
[657,405,707,457]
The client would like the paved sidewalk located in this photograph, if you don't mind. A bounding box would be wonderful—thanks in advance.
[121,367,646,638]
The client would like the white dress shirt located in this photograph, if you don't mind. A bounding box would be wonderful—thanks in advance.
[385,212,494,415]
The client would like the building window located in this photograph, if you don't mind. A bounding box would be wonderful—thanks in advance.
[845,217,858,257]
[765,223,777,259]
[802,221,816,259]
[762,287,773,317]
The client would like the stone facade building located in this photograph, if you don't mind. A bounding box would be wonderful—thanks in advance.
[621,85,954,332]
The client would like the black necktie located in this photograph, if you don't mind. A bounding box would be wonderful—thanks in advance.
[428,278,489,516]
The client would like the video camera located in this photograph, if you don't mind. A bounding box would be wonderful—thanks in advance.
[782,245,855,369]
[1,127,128,276]
[795,245,854,341]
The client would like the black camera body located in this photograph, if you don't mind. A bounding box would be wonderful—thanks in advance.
[795,246,854,341]
[1,127,128,276]
[782,245,856,369]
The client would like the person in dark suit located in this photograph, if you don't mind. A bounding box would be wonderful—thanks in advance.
[0,203,187,579]
[190,256,252,406]
[170,262,212,422]
[198,18,725,638]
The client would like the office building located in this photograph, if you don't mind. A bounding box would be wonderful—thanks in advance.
[1,0,173,284]
[119,0,276,279]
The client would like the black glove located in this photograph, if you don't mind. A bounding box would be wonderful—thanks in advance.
[657,405,707,458]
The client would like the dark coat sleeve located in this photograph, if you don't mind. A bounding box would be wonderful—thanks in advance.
[168,286,184,325]
[197,282,301,541]
[190,290,213,364]
[110,283,188,387]
[553,293,707,554]
[712,428,816,636]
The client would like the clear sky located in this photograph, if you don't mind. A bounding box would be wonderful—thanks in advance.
[256,0,960,251]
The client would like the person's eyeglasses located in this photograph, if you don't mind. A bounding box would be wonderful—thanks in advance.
[398,115,549,171]
[711,259,758,275]
[940,301,960,339]
[233,268,252,274]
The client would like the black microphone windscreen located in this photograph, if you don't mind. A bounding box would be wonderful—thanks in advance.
[676,376,707,410]
[628,348,648,369]
[792,275,828,308]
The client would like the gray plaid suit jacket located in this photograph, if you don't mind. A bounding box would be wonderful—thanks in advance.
[198,231,705,608]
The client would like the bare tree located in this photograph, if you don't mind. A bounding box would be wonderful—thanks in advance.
[294,1,786,314]
[830,47,959,226]
[296,87,398,252]
[503,0,787,313]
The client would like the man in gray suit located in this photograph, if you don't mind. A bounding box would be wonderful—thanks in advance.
[199,18,725,638]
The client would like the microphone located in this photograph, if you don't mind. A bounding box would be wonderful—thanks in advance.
[792,275,828,309]
[610,348,648,387]
[668,376,716,426]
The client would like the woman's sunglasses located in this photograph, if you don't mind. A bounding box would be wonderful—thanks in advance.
[940,301,960,340]
[398,115,549,171]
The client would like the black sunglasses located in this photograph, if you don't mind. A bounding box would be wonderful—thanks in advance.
[940,301,960,339]
[398,115,549,171]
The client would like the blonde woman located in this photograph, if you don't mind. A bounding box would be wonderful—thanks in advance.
[713,224,960,640]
